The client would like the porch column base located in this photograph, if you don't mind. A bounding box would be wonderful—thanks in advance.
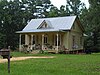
[55,51,58,54]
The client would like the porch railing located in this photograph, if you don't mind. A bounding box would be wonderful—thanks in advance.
[20,44,83,52]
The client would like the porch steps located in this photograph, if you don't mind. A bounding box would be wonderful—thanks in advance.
[45,50,56,54]
[31,50,56,54]
[31,50,40,54]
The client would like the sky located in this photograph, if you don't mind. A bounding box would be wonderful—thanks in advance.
[50,0,89,9]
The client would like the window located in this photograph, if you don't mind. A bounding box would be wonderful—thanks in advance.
[42,23,47,28]
[21,35,25,44]
[29,35,31,45]
[44,35,48,44]
[33,35,35,44]
[36,35,38,44]
[55,35,61,46]
[39,22,48,29]
[44,23,47,28]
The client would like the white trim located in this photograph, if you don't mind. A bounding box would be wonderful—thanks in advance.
[42,34,44,50]
[19,34,21,51]
[31,35,33,50]
[60,34,61,46]
[25,34,28,45]
[54,35,55,46]
[57,33,59,53]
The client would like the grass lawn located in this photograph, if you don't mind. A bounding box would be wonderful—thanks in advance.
[0,52,100,75]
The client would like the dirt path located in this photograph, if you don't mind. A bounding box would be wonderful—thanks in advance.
[0,56,54,63]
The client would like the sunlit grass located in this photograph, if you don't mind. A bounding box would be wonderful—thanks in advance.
[0,52,100,75]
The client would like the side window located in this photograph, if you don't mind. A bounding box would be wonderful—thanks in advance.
[72,36,75,46]
[72,35,75,49]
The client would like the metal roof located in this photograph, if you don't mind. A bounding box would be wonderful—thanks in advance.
[19,16,77,33]
[23,19,44,31]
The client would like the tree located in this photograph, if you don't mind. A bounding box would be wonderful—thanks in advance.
[88,0,100,52]
[0,33,6,49]
[81,0,100,52]
[66,0,85,16]
[30,0,52,18]
[59,5,67,16]
[0,0,31,49]
[48,6,59,17]
[0,0,53,49]
[0,0,8,48]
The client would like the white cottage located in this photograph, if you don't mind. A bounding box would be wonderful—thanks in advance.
[16,16,84,53]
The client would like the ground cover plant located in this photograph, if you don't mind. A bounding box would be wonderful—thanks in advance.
[0,52,100,75]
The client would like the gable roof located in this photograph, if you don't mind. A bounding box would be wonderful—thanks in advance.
[17,16,83,33]
[37,20,53,29]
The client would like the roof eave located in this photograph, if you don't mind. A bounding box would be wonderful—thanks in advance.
[16,29,69,34]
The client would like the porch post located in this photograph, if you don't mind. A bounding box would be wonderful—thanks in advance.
[54,34,55,47]
[56,33,59,53]
[25,34,29,45]
[19,34,21,51]
[60,34,61,46]
[42,34,44,50]
[31,34,33,50]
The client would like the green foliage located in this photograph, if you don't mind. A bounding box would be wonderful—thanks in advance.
[0,0,52,49]
[66,0,85,16]
[59,5,67,16]
[81,0,100,52]
[48,6,59,17]
[0,33,6,48]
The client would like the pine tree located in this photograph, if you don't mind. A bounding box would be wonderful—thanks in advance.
[81,0,100,52]
[0,0,53,49]
[66,0,85,16]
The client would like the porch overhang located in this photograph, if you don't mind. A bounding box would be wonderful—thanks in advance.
[16,29,68,33]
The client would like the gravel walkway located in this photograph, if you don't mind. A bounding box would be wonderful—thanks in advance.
[0,56,54,63]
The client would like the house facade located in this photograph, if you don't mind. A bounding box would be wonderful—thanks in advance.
[16,16,84,53]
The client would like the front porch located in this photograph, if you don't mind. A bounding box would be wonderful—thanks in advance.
[19,32,67,53]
